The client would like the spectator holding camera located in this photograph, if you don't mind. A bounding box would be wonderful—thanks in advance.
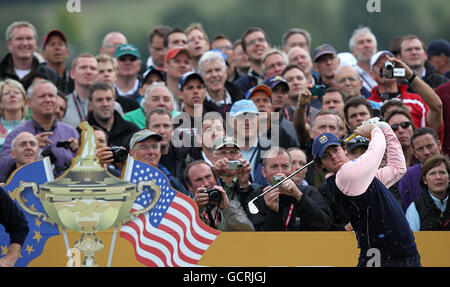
[246,147,332,231]
[0,80,79,179]
[184,160,254,231]
[87,82,140,150]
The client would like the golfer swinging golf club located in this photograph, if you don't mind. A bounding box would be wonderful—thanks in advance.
[312,117,421,267]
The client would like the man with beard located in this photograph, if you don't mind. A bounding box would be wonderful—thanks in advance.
[87,82,139,149]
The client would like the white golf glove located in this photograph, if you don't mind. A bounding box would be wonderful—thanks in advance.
[362,117,390,129]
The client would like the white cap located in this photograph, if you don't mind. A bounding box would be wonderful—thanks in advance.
[370,50,395,71]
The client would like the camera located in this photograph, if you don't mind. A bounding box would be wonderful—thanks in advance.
[273,175,285,190]
[56,140,71,149]
[202,187,222,203]
[309,84,326,96]
[380,60,405,78]
[109,146,128,162]
[228,160,243,170]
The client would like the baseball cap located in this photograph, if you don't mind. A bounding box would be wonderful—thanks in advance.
[245,84,272,100]
[213,136,239,151]
[129,130,162,149]
[230,100,259,117]
[178,71,204,90]
[114,43,141,59]
[141,66,165,85]
[346,136,369,152]
[312,133,341,159]
[164,47,191,65]
[312,44,337,62]
[426,39,450,57]
[370,50,395,71]
[263,75,289,92]
[42,30,67,50]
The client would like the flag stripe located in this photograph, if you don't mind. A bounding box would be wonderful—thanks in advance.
[120,226,163,267]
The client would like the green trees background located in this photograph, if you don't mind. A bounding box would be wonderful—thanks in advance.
[0,0,448,61]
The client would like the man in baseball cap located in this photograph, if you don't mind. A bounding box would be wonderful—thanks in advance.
[263,75,289,113]
[426,39,450,78]
[312,44,340,93]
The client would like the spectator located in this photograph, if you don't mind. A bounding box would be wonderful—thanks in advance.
[312,44,340,91]
[346,135,370,161]
[136,66,166,106]
[398,35,448,89]
[0,21,59,90]
[261,48,288,79]
[163,27,188,50]
[320,88,347,129]
[379,99,409,121]
[87,82,139,149]
[287,46,317,84]
[191,117,225,166]
[232,39,250,75]
[41,30,74,94]
[398,127,442,211]
[113,44,142,102]
[434,82,450,157]
[312,123,420,266]
[63,53,98,128]
[406,155,449,231]
[0,186,29,267]
[245,84,299,150]
[123,81,175,130]
[349,26,378,96]
[164,47,193,109]
[233,27,271,94]
[95,53,140,113]
[93,126,122,177]
[263,75,291,120]
[281,28,312,54]
[0,79,27,150]
[287,147,309,186]
[343,97,374,134]
[385,109,417,167]
[426,39,450,79]
[184,160,254,231]
[185,23,210,72]
[54,91,67,122]
[0,80,79,178]
[211,34,240,82]
[99,31,127,57]
[2,131,40,181]
[368,51,443,135]
[129,129,191,197]
[146,107,191,180]
[146,25,171,69]
[199,50,244,119]
[246,147,332,231]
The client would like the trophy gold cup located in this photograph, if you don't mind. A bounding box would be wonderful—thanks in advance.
[15,122,160,266]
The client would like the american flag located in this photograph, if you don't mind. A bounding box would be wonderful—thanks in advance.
[120,157,221,267]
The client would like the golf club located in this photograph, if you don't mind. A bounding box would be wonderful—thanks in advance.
[248,160,315,214]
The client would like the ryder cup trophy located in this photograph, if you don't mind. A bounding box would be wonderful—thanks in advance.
[15,122,160,266]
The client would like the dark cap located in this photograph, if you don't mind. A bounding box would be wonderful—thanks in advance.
[263,75,289,92]
[142,66,165,85]
[312,44,337,62]
[178,71,204,90]
[42,30,67,50]
[312,133,341,159]
[346,136,369,152]
[426,39,450,57]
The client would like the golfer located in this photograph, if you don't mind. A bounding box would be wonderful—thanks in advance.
[312,119,421,267]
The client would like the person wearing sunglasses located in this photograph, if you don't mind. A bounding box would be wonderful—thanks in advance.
[385,109,416,167]
[113,43,142,102]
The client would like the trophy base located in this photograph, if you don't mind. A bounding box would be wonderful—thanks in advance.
[74,233,104,267]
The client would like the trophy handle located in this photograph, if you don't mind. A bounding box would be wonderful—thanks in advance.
[123,180,161,223]
[15,181,56,225]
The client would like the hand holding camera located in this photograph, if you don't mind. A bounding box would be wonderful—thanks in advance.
[195,185,229,209]
[379,56,413,80]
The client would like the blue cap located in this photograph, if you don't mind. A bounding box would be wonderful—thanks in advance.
[263,75,289,92]
[210,49,229,66]
[230,100,259,117]
[178,71,204,90]
[312,133,341,159]
[427,39,450,57]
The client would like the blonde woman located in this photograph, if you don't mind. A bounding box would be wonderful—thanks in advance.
[0,79,27,150]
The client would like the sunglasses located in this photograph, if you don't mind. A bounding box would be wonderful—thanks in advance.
[118,55,138,62]
[391,121,412,131]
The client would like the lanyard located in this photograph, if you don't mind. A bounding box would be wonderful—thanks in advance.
[282,204,294,231]
[202,206,220,229]
[72,93,86,123]
[284,106,290,121]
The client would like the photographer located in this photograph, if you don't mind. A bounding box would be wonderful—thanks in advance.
[184,160,254,231]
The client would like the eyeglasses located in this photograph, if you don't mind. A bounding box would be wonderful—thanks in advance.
[391,121,412,131]
[247,37,266,47]
[134,143,160,151]
[213,149,240,156]
[118,55,138,62]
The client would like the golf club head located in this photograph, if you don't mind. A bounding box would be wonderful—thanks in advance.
[248,200,259,214]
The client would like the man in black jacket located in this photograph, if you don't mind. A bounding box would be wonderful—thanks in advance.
[0,21,59,91]
[246,147,332,231]
[87,82,140,149]
[0,187,29,266]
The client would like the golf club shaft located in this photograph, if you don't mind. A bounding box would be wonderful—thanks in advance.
[249,160,315,202]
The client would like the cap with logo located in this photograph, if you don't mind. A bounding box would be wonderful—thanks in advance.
[114,43,141,59]
[312,133,341,159]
